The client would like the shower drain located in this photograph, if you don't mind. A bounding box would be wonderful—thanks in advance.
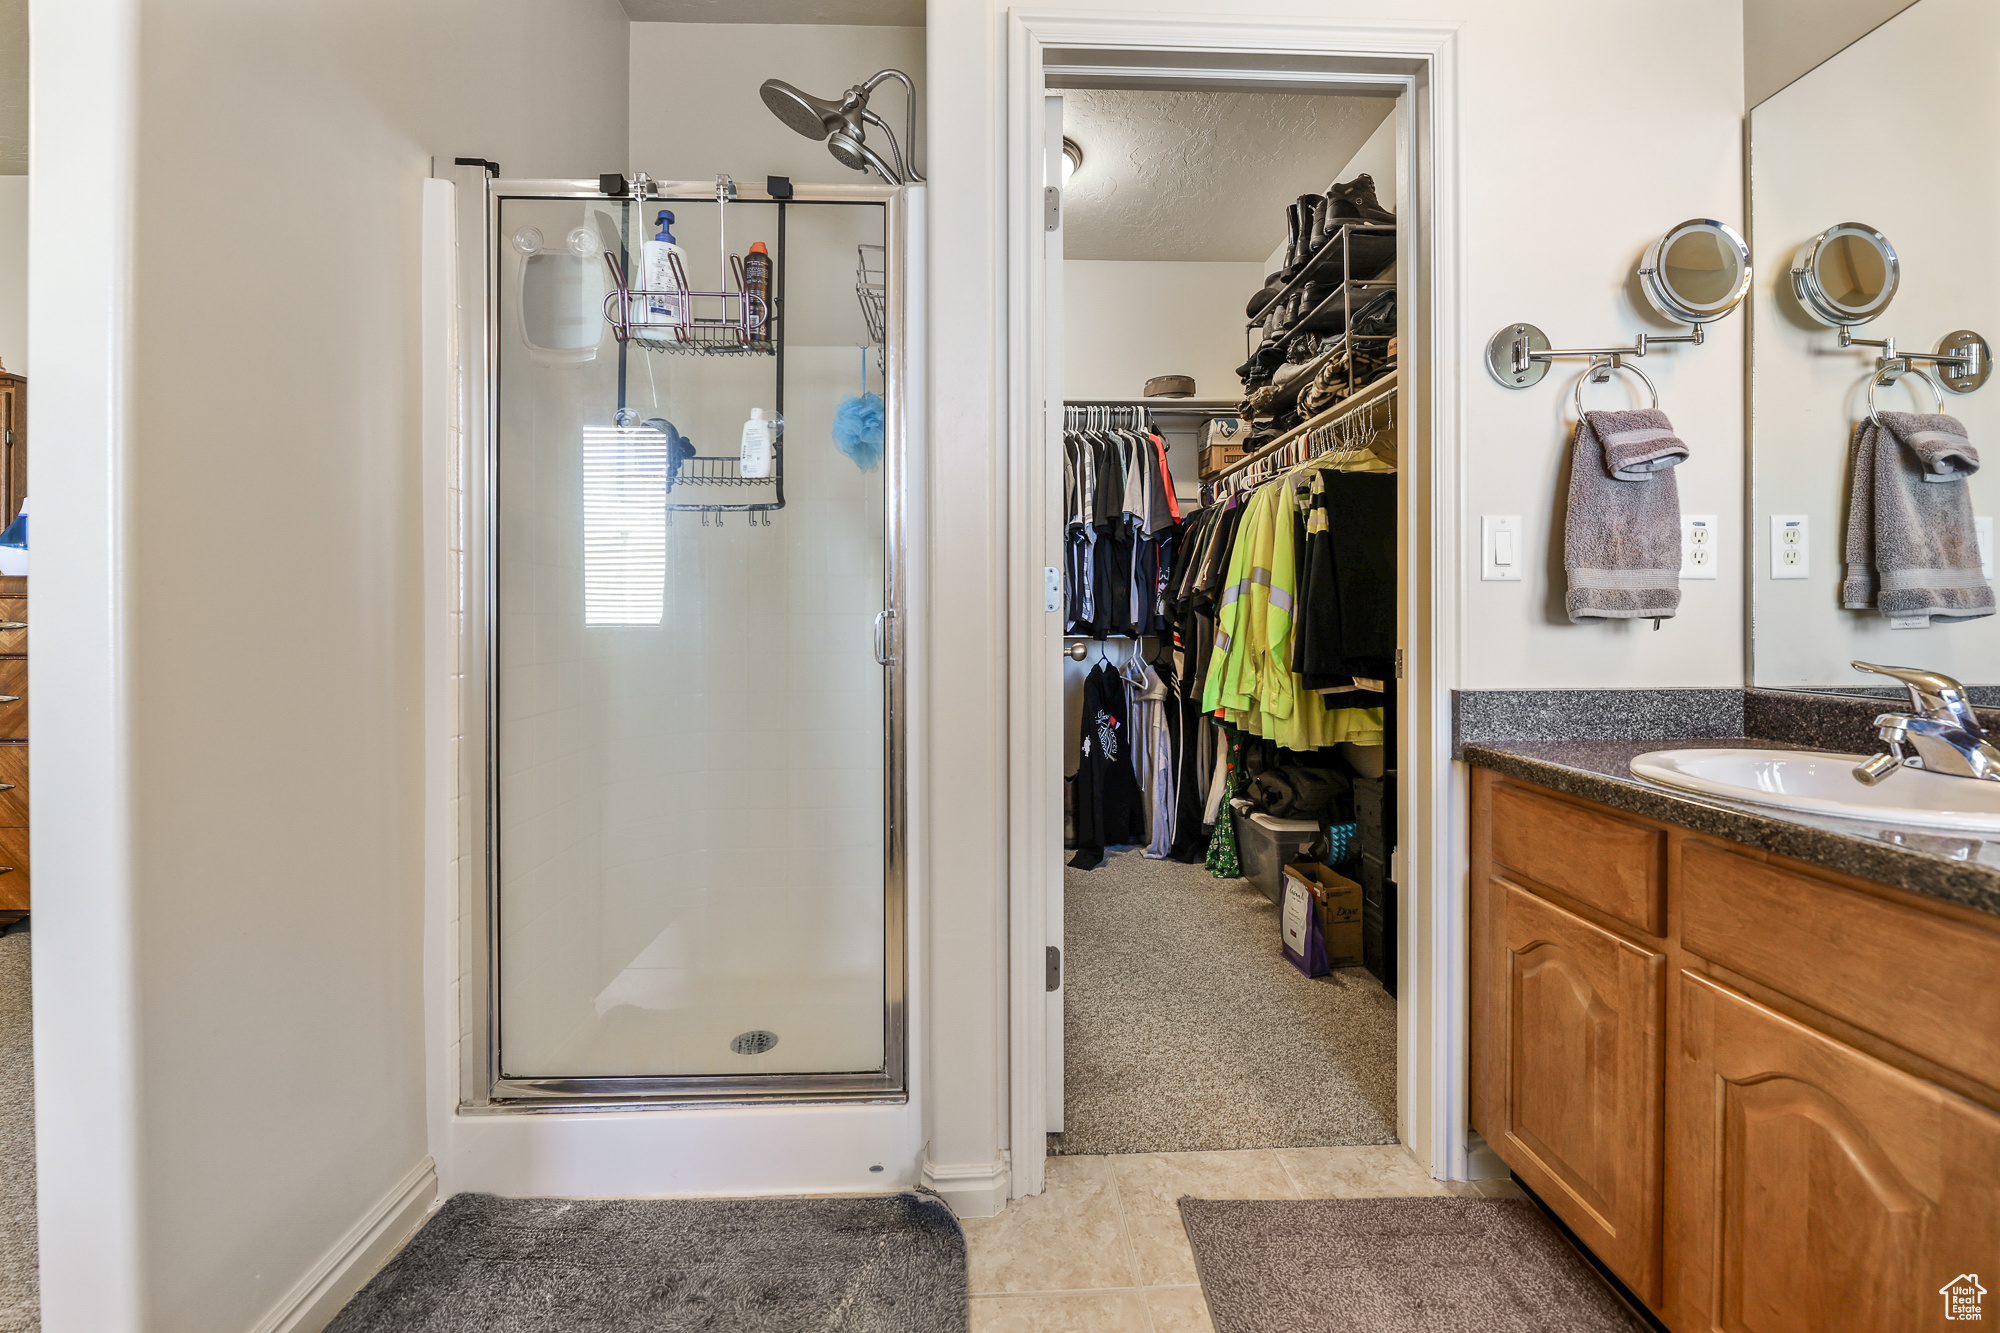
[731,1029,780,1056]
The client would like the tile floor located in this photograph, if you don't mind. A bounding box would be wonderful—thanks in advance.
[961,1145,1523,1332]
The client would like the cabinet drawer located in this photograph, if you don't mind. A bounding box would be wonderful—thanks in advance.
[0,657,20,740]
[1681,841,2000,1089]
[0,598,24,654]
[0,745,23,825]
[0,824,27,912]
[1489,781,1665,936]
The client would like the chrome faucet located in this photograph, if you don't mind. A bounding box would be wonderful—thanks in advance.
[1850,661,2000,785]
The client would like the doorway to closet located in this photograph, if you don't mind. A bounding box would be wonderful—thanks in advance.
[1042,79,1408,1161]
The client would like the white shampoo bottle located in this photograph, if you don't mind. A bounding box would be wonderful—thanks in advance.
[639,209,686,336]
[740,408,775,479]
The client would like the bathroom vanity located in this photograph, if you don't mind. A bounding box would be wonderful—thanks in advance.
[1466,738,1999,1331]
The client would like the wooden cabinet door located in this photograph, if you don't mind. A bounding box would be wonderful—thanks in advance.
[1669,973,2000,1332]
[1480,880,1666,1305]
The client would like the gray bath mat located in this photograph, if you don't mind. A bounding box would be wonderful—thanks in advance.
[1178,1196,1648,1332]
[328,1191,969,1332]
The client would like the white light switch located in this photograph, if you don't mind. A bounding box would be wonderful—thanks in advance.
[1681,514,1718,579]
[1481,516,1523,581]
[1770,514,1809,579]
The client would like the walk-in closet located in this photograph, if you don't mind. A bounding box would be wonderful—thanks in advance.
[1045,86,1407,1156]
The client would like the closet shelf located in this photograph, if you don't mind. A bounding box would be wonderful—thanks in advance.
[1251,220,1396,339]
[1290,279,1394,339]
[1212,370,1398,487]
[1063,397,1240,413]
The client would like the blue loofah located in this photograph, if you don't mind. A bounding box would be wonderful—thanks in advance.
[832,392,885,472]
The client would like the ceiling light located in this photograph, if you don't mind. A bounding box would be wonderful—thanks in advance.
[1062,137,1083,184]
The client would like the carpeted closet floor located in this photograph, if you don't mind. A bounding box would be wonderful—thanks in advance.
[0,927,34,1332]
[1052,849,1396,1156]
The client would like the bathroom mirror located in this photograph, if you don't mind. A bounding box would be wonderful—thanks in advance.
[1788,223,1899,328]
[1638,219,1751,326]
[1749,0,1999,700]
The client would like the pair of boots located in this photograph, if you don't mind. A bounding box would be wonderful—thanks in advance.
[1282,174,1394,281]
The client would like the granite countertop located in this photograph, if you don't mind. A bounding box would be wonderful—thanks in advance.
[1463,736,2000,920]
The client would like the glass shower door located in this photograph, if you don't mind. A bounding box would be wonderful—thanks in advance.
[485,182,902,1099]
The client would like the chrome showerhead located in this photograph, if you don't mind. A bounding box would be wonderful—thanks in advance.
[759,79,847,141]
[827,130,870,173]
[756,70,923,185]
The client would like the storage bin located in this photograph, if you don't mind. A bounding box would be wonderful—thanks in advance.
[1232,801,1321,904]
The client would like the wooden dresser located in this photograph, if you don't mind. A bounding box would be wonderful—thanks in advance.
[1470,766,2000,1332]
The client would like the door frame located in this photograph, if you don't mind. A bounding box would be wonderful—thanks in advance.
[1003,11,1467,1198]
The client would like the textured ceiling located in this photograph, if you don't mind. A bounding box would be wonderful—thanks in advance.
[0,0,22,174]
[621,0,922,22]
[1060,89,1392,263]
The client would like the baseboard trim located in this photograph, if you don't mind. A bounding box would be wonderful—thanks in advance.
[921,1152,1010,1219]
[251,1156,439,1333]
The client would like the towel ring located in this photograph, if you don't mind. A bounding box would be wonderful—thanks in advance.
[1867,362,1944,427]
[1573,357,1659,417]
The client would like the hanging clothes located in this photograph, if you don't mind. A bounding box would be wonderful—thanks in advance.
[1181,398,1399,754]
[1124,653,1177,859]
[1061,411,1188,638]
[1068,659,1147,870]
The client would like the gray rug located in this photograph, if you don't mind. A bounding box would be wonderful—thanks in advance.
[1053,849,1395,1154]
[0,928,33,1333]
[1179,1196,1649,1332]
[328,1191,968,1332]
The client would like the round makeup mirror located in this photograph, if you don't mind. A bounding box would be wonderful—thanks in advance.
[1638,219,1752,325]
[1789,223,1899,327]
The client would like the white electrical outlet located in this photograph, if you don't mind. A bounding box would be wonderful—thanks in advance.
[1770,514,1810,579]
[1681,515,1718,579]
[1481,516,1523,581]
[1979,516,1994,579]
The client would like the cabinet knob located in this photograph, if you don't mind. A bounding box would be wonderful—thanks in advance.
[0,623,25,632]
[0,696,18,704]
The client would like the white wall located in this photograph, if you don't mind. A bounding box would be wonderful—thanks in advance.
[0,177,23,374]
[1744,0,1918,106]
[1749,0,1997,687]
[1262,110,1399,277]
[32,0,630,1329]
[1062,260,1261,402]
[629,22,925,182]
[923,0,1748,1211]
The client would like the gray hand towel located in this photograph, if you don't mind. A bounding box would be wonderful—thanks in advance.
[1879,408,1980,481]
[1585,407,1690,480]
[1564,413,1683,622]
[1841,411,1993,626]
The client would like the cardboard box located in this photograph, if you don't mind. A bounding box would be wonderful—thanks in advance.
[1283,863,1365,969]
[1200,443,1250,477]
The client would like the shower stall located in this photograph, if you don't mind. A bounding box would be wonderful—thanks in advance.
[460,175,912,1106]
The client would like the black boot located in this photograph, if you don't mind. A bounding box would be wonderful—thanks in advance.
[1297,194,1328,267]
[1328,173,1394,225]
[1280,202,1305,278]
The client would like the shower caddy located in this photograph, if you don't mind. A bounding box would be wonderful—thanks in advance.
[600,173,787,523]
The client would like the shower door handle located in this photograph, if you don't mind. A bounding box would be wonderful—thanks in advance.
[873,609,897,667]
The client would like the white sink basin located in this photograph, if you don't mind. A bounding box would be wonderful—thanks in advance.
[1629,748,2000,834]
